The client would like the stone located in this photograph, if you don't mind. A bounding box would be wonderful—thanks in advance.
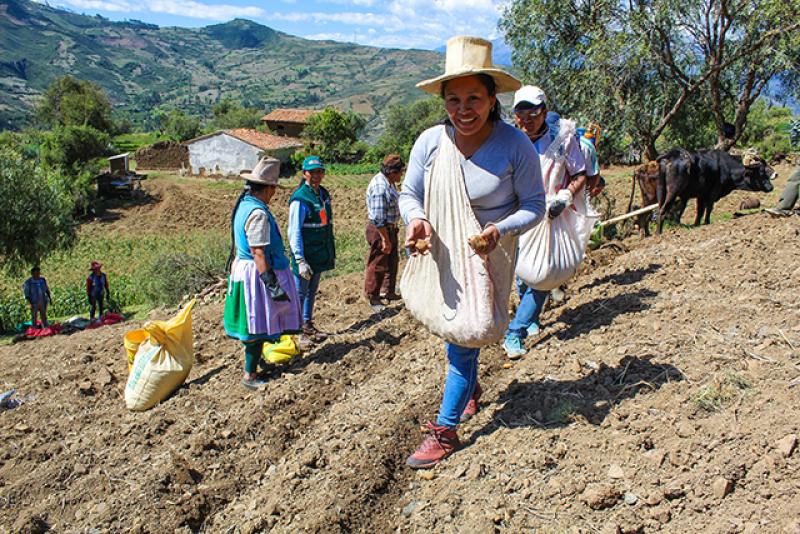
[221,430,233,439]
[663,483,685,500]
[776,434,797,458]
[96,368,113,386]
[402,501,420,517]
[14,423,31,433]
[644,449,666,467]
[675,420,695,438]
[645,491,664,506]
[624,492,638,505]
[502,362,513,369]
[418,470,435,481]
[582,483,620,510]
[466,463,486,480]
[74,463,88,475]
[608,464,625,479]
[649,507,671,524]
[712,477,732,499]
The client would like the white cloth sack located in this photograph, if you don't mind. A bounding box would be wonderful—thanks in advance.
[516,119,599,291]
[399,127,518,348]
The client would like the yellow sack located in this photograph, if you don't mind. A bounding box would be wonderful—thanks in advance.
[123,329,149,373]
[263,335,300,364]
[125,300,196,411]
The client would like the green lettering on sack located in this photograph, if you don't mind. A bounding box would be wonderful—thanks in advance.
[127,344,162,390]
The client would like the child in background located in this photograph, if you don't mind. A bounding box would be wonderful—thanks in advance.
[23,267,51,328]
[86,261,109,321]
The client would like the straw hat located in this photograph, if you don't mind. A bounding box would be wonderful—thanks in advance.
[417,36,521,94]
[241,157,280,185]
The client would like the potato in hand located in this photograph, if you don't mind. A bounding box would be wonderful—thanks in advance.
[468,234,489,254]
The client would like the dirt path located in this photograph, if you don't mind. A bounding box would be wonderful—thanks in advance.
[2,168,799,533]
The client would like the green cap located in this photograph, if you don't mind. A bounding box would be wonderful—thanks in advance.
[302,155,325,171]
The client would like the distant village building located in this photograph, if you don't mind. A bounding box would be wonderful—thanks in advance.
[184,129,304,176]
[260,109,318,137]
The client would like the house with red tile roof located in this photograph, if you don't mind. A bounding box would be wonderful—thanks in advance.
[260,108,318,137]
[184,129,304,176]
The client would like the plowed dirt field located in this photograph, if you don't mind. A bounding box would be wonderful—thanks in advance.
[1,167,799,533]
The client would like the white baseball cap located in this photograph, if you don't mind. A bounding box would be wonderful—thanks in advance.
[513,85,546,109]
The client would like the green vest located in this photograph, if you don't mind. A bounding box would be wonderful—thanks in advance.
[290,182,336,274]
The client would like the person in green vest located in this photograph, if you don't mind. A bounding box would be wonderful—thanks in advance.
[224,157,302,390]
[288,155,336,346]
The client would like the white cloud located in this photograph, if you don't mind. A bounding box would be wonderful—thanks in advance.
[55,0,265,19]
[52,0,504,49]
[306,31,439,49]
[271,11,390,26]
[146,0,265,18]
[319,0,378,5]
[55,0,135,11]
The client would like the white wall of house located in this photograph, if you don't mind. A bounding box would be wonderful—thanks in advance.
[187,134,260,176]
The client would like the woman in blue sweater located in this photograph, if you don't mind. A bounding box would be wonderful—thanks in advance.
[399,36,546,468]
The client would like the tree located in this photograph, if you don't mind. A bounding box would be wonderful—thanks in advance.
[500,0,800,159]
[641,0,800,150]
[301,107,366,163]
[40,125,110,169]
[163,109,201,142]
[211,98,263,130]
[35,76,114,133]
[0,147,77,271]
[736,101,795,160]
[368,97,445,161]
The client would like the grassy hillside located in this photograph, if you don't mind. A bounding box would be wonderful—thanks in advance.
[0,0,442,132]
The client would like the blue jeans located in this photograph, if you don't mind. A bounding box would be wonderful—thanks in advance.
[294,272,322,323]
[505,279,548,340]
[436,343,480,428]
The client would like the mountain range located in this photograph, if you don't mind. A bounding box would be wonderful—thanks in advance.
[0,0,445,132]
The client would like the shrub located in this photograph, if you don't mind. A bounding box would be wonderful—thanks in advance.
[141,236,230,305]
[40,125,110,168]
[0,147,77,273]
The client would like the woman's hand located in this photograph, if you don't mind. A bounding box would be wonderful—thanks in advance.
[470,224,500,256]
[404,218,433,256]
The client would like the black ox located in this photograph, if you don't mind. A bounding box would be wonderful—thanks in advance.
[645,148,775,234]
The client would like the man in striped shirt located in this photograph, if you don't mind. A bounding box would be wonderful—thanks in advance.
[364,154,404,312]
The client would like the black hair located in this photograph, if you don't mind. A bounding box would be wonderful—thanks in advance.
[247,181,272,194]
[31,266,40,274]
[225,182,270,273]
[440,73,503,122]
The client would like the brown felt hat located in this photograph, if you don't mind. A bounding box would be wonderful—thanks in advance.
[241,157,280,185]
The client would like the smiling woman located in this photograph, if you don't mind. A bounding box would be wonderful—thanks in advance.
[398,35,547,469]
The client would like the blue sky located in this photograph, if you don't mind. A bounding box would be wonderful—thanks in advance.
[44,0,507,50]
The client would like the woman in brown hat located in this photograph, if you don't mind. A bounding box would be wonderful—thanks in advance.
[224,157,302,390]
[399,36,547,468]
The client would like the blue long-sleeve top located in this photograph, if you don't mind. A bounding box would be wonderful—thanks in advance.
[399,121,546,236]
[287,200,308,262]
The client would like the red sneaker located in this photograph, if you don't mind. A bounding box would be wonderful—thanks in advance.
[406,423,461,469]
[460,383,483,422]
